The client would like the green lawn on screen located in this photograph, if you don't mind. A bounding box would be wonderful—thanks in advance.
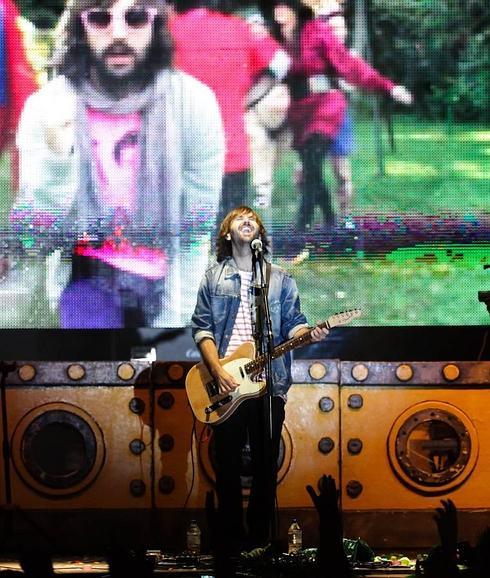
[0,116,489,326]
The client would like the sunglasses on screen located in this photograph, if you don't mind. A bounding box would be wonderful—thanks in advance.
[81,7,158,30]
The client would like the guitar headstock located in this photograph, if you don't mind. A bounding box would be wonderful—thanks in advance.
[325,308,362,329]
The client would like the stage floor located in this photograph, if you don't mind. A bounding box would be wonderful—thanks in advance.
[0,555,415,576]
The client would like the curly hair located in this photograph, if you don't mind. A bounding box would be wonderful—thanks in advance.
[56,0,174,85]
[216,206,270,262]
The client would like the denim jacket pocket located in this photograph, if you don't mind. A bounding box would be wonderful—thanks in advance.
[210,294,232,327]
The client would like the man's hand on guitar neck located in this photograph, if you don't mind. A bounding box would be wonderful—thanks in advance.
[198,338,240,394]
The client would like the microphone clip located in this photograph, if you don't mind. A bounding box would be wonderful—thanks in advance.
[250,238,263,260]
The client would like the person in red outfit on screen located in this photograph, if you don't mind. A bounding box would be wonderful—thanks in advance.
[270,0,412,233]
[0,0,37,189]
[169,0,291,225]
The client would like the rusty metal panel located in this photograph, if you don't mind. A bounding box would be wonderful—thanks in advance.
[6,360,153,386]
[5,384,154,509]
[154,382,341,510]
[341,360,490,386]
[278,382,340,507]
[340,361,490,513]
[153,387,211,509]
[2,360,166,510]
[292,359,340,384]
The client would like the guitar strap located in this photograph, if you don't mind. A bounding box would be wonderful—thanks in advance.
[253,260,271,357]
[265,260,271,295]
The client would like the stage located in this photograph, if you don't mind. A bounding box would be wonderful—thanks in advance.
[0,554,416,576]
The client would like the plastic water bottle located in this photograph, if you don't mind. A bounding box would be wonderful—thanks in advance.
[287,519,302,554]
[186,519,201,555]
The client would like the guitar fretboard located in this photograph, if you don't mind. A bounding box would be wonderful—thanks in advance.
[241,309,361,377]
[244,321,328,376]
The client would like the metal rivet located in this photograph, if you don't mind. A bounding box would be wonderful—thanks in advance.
[129,397,145,415]
[129,479,146,497]
[309,362,327,380]
[159,475,175,495]
[158,392,175,410]
[118,363,135,381]
[167,363,185,382]
[318,437,335,454]
[158,434,175,452]
[347,438,363,455]
[347,394,363,409]
[396,364,413,382]
[129,439,146,455]
[318,396,334,412]
[351,364,368,382]
[18,364,36,382]
[346,480,363,498]
[443,364,460,382]
[67,363,86,381]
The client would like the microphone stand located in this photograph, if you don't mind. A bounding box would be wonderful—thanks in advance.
[251,246,277,552]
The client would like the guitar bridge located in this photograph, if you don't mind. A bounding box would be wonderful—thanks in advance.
[205,395,233,415]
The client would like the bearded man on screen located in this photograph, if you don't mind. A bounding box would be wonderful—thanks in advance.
[11,0,224,328]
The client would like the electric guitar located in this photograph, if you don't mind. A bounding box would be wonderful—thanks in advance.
[185,309,362,425]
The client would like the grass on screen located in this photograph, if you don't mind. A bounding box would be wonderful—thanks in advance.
[0,115,489,326]
[271,114,489,326]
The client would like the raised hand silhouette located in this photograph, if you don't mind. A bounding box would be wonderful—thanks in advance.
[306,474,352,577]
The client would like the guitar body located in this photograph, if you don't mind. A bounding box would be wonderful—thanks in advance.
[185,342,266,425]
[186,309,361,425]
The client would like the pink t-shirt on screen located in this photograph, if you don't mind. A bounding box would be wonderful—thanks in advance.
[81,108,167,279]
[87,107,141,212]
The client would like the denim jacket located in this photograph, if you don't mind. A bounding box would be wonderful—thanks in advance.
[191,257,309,398]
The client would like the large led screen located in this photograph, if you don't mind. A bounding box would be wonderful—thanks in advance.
[0,0,489,328]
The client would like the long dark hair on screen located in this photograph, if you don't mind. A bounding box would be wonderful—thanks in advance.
[56,0,174,86]
[263,0,314,52]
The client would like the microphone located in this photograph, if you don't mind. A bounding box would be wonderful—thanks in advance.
[251,238,263,252]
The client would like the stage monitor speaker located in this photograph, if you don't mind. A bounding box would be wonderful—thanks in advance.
[339,360,490,548]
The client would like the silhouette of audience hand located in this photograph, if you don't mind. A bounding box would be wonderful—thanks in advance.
[434,499,458,555]
[306,474,352,577]
[422,499,459,577]
[17,547,55,578]
[306,474,341,529]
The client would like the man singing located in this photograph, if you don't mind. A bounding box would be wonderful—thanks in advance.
[12,0,224,327]
[191,206,328,554]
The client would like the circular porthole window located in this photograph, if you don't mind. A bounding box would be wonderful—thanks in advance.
[387,401,478,494]
[11,402,105,498]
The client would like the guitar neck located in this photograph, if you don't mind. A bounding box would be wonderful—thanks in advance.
[245,322,327,375]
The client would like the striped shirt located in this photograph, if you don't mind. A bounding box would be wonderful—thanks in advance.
[225,270,253,357]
